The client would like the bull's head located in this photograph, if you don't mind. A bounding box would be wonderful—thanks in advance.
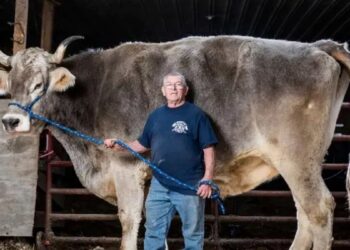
[0,36,83,133]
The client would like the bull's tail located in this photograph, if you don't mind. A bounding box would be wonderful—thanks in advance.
[314,40,350,73]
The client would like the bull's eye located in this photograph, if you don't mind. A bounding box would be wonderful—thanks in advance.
[32,82,43,92]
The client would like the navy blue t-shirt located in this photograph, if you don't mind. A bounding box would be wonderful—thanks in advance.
[138,102,218,195]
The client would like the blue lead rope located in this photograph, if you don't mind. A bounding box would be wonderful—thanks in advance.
[9,101,225,214]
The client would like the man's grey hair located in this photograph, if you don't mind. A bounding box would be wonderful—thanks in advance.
[162,72,187,86]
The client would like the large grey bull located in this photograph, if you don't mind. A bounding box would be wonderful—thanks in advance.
[1,35,349,249]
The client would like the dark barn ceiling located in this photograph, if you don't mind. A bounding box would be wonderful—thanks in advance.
[1,0,350,54]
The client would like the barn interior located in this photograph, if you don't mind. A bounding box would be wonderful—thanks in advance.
[1,0,350,249]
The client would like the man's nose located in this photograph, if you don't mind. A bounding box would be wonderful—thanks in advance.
[2,117,20,129]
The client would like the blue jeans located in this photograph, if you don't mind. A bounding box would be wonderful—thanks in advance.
[144,177,205,250]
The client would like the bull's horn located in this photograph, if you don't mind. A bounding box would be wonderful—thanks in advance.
[49,35,84,64]
[0,50,11,67]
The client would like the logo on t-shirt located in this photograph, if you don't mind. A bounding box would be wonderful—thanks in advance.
[172,121,188,134]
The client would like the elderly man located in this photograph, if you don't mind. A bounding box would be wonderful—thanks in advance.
[104,72,218,250]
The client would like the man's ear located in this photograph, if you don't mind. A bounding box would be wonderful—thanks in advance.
[0,70,9,96]
[48,67,76,92]
[184,86,189,96]
[161,86,166,96]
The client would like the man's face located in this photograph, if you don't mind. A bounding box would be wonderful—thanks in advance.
[161,75,188,103]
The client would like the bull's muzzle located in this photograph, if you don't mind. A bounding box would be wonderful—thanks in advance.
[1,113,30,132]
[2,117,20,131]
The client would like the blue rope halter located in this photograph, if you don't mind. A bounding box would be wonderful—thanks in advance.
[8,94,225,214]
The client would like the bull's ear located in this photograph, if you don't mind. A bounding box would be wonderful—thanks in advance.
[0,70,9,96]
[48,67,76,92]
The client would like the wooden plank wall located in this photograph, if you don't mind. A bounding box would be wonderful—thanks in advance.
[0,100,39,236]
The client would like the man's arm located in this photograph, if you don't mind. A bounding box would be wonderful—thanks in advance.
[104,139,149,154]
[197,146,215,198]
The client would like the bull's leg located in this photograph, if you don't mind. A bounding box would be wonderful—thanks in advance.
[114,165,147,250]
[290,200,313,249]
[308,181,335,250]
[279,164,335,250]
[306,183,334,250]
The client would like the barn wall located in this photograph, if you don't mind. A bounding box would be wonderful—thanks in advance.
[0,100,39,236]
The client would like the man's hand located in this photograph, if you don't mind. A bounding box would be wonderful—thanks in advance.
[104,138,115,148]
[104,139,124,151]
[104,139,149,153]
[197,180,212,199]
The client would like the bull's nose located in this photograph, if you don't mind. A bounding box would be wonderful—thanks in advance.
[2,118,20,129]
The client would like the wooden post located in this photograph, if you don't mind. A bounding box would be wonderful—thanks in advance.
[0,100,39,236]
[13,0,29,53]
[40,0,55,51]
